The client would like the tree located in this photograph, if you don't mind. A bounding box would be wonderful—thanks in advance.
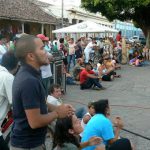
[81,0,150,48]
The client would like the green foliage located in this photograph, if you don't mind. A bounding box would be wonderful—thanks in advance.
[81,0,150,28]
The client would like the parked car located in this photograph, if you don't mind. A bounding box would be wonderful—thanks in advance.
[139,37,146,45]
[129,36,146,45]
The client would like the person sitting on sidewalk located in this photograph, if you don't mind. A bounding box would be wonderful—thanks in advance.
[53,115,102,150]
[135,55,144,67]
[98,59,115,81]
[47,84,63,106]
[81,99,132,150]
[103,57,121,78]
[47,84,86,119]
[80,102,95,137]
[73,58,84,81]
[80,63,105,90]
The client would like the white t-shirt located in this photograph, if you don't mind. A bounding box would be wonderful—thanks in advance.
[84,42,94,53]
[80,112,91,137]
[47,95,62,106]
[40,52,52,79]
[0,66,14,136]
[40,64,52,79]
[0,45,7,61]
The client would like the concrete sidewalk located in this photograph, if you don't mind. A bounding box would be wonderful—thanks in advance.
[63,65,150,150]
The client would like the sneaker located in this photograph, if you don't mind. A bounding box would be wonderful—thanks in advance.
[99,87,106,90]
[92,86,101,90]
[110,75,114,81]
[93,86,106,90]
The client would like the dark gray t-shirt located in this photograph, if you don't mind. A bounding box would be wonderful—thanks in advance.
[11,64,47,148]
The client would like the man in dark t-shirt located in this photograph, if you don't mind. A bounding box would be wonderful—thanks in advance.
[10,35,74,150]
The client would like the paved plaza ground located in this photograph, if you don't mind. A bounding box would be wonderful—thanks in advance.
[63,65,150,150]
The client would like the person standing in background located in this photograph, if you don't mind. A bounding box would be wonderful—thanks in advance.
[116,31,122,43]
[0,51,18,150]
[68,38,76,72]
[37,34,53,96]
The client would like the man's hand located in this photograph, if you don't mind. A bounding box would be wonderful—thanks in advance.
[88,136,102,146]
[55,104,75,118]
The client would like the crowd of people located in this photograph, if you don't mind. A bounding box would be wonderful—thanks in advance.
[0,31,148,150]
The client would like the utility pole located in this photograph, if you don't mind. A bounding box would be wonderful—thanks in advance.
[61,0,64,27]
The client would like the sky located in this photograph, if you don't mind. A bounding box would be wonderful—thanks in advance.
[38,0,81,7]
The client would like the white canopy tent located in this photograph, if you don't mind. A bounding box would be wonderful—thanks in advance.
[52,21,118,33]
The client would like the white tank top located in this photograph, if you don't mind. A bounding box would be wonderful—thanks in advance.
[80,112,91,137]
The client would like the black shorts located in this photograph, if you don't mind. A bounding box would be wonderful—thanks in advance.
[63,57,68,66]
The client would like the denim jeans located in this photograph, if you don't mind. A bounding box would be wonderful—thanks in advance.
[75,107,87,119]
[80,78,102,89]
[42,77,51,96]
[67,54,75,72]
[117,49,122,63]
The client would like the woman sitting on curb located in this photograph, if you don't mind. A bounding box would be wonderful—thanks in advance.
[81,99,133,150]
[53,115,102,150]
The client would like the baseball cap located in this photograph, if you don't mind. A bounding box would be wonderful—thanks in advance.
[37,34,49,41]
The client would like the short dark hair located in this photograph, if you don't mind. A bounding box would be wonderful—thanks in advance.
[15,34,38,63]
[59,38,64,43]
[93,99,109,116]
[119,31,122,35]
[84,62,91,67]
[88,101,94,108]
[53,116,80,148]
[49,84,61,94]
[92,37,97,41]
[1,50,18,71]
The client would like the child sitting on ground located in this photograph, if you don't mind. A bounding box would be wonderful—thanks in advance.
[135,56,144,67]
[92,64,99,75]
[129,55,144,67]
[80,102,95,137]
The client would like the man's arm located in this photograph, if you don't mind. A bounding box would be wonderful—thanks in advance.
[25,104,75,129]
[87,73,100,79]
[25,108,58,129]
[108,117,123,145]
[22,79,74,129]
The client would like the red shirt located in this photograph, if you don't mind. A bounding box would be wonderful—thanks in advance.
[116,34,121,42]
[80,69,95,84]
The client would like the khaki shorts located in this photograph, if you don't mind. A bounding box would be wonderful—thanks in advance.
[10,144,46,150]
